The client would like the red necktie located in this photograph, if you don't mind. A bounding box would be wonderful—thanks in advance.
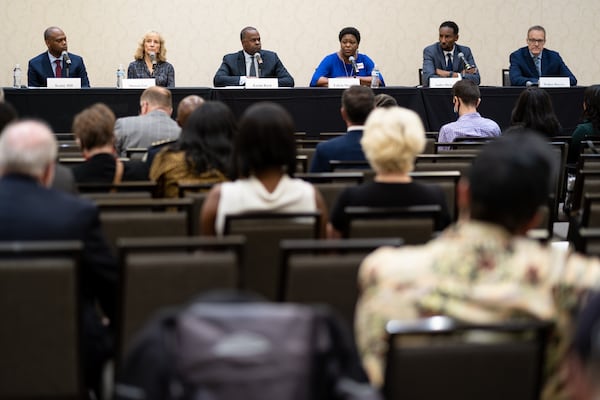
[55,59,62,78]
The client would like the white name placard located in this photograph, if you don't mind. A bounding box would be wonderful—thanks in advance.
[539,77,570,88]
[429,76,462,88]
[328,77,360,89]
[46,78,81,89]
[122,78,156,89]
[245,78,278,89]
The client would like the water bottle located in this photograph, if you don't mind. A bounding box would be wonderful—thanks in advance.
[370,65,380,88]
[13,64,22,88]
[116,64,125,88]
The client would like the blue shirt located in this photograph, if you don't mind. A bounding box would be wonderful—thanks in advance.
[309,53,385,87]
[438,112,501,145]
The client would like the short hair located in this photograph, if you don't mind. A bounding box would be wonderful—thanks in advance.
[510,87,561,137]
[583,85,600,133]
[72,103,116,151]
[175,101,235,176]
[0,120,57,178]
[374,93,398,108]
[240,26,258,41]
[468,131,555,233]
[133,30,167,62]
[176,95,205,127]
[362,107,426,174]
[439,21,459,35]
[233,102,296,178]
[0,101,18,132]
[452,79,480,107]
[140,86,172,109]
[43,26,62,40]
[527,25,546,37]
[339,27,361,44]
[342,86,375,125]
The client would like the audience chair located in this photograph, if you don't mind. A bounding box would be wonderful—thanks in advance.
[176,182,215,198]
[124,148,147,160]
[569,170,600,214]
[409,170,460,221]
[414,154,476,176]
[578,227,600,257]
[278,238,403,330]
[77,180,157,195]
[115,235,245,358]
[343,205,442,244]
[223,212,321,301]
[383,316,553,400]
[0,240,84,399]
[329,160,372,172]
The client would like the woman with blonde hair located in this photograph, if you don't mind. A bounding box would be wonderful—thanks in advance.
[127,30,175,87]
[328,106,450,238]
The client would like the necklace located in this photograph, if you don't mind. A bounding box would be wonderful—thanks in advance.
[339,54,353,77]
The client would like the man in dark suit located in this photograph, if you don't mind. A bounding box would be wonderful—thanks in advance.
[509,25,577,87]
[422,21,480,86]
[309,86,374,172]
[27,26,90,87]
[0,120,116,393]
[213,26,294,87]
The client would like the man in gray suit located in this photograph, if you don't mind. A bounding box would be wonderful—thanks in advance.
[114,86,180,157]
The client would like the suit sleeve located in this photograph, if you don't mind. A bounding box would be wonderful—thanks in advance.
[555,52,577,86]
[114,119,126,156]
[166,63,175,87]
[75,57,90,87]
[213,55,243,87]
[269,53,294,87]
[422,46,437,86]
[27,59,44,87]
[509,51,531,86]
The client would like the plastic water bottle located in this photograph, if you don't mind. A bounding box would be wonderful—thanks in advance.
[13,64,22,88]
[116,64,125,88]
[370,65,380,88]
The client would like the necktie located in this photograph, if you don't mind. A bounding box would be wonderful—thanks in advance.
[534,56,541,76]
[55,59,62,78]
[249,57,256,77]
[446,53,453,71]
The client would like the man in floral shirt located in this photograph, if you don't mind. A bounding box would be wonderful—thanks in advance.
[355,131,600,399]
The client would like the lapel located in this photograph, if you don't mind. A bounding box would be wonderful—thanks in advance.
[42,54,56,78]
[524,48,538,77]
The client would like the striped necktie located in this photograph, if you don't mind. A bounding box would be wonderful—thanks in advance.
[534,56,541,76]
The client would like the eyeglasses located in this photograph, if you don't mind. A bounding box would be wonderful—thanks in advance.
[527,38,545,44]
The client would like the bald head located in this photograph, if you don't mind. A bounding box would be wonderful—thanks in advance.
[0,120,57,186]
[176,95,205,127]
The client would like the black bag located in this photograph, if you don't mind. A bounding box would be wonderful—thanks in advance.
[114,296,380,400]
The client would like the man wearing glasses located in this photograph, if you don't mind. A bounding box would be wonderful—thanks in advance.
[509,25,577,86]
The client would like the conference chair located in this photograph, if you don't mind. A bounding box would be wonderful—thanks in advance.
[502,68,511,86]
[418,68,424,86]
[278,238,403,331]
[223,212,321,301]
[383,316,553,400]
[0,240,84,399]
[116,235,245,358]
[343,205,442,244]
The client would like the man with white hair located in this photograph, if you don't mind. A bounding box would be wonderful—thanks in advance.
[0,120,117,395]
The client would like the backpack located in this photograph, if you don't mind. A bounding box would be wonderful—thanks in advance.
[114,297,381,400]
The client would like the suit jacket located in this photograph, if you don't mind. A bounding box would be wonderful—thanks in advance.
[309,129,366,173]
[114,110,181,157]
[213,50,294,87]
[509,46,577,86]
[422,43,480,86]
[73,153,150,183]
[27,51,90,87]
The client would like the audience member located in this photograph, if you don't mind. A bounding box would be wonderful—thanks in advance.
[127,30,175,87]
[354,131,600,399]
[422,21,480,86]
[310,27,385,87]
[114,86,180,156]
[309,86,374,172]
[328,106,450,238]
[438,79,501,144]
[0,120,117,394]
[569,85,600,163]
[72,103,149,184]
[149,101,234,198]
[0,101,18,131]
[509,25,577,87]
[510,87,561,138]
[213,26,294,87]
[27,26,90,87]
[373,93,397,108]
[201,102,327,236]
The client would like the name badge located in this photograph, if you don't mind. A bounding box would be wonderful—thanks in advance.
[429,76,462,88]
[539,77,570,88]
[245,78,278,89]
[328,77,360,89]
[46,78,81,89]
[357,62,365,70]
[122,78,156,89]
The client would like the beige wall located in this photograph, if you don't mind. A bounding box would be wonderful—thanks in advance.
[3,0,600,88]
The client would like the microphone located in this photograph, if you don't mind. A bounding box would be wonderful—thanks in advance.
[349,55,359,75]
[149,52,157,67]
[255,52,263,77]
[61,51,71,66]
[457,52,473,70]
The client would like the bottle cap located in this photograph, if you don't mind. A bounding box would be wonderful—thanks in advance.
[15,64,20,69]
[118,63,124,69]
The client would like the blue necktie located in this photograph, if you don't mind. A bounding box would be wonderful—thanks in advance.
[446,53,453,71]
[534,56,541,76]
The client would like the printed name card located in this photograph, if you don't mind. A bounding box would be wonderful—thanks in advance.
[539,77,570,88]
[46,78,81,89]
[429,76,462,88]
[328,78,360,88]
[245,78,278,89]
[122,78,156,89]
